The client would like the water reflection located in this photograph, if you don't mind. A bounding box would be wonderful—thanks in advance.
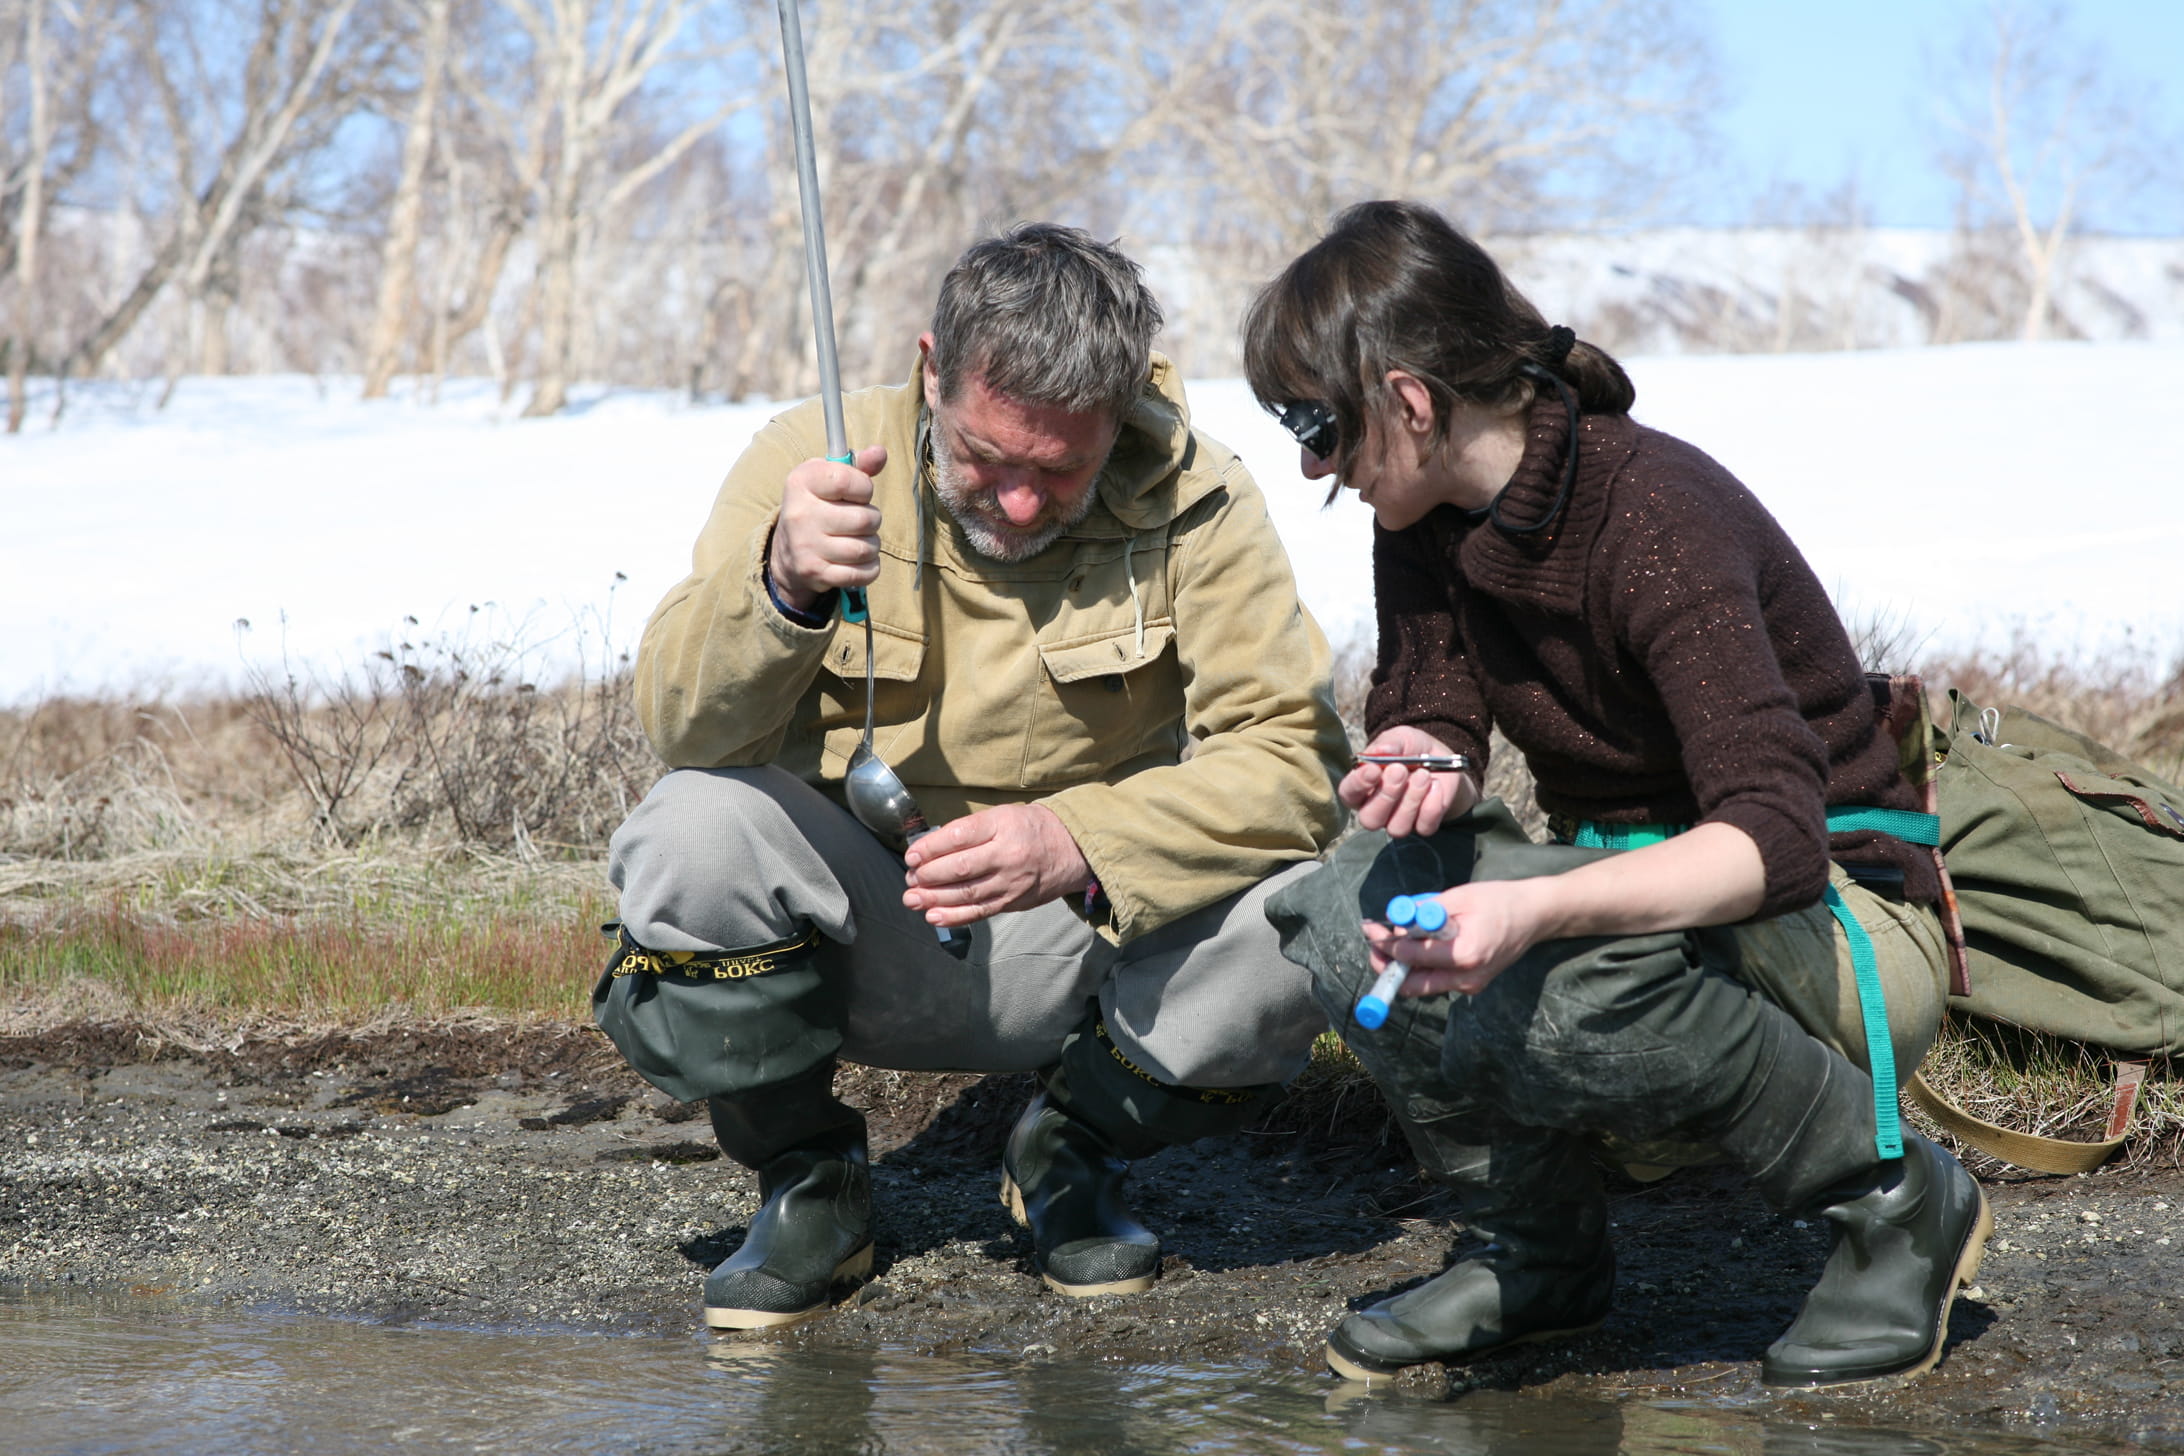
[0,1288,2083,1456]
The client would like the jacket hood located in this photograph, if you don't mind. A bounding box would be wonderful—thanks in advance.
[1100,352,1209,530]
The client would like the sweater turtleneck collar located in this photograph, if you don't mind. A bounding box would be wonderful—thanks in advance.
[1443,389,1639,616]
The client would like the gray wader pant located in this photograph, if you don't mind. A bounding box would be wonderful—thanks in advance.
[604,766,1327,1103]
[1266,799,1950,1192]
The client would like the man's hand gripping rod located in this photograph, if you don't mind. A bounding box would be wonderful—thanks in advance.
[776,0,864,623]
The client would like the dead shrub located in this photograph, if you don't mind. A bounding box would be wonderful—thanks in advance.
[241,605,655,852]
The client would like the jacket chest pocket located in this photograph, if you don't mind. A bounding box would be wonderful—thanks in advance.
[813,621,928,774]
[825,619,925,684]
[1025,621,1182,784]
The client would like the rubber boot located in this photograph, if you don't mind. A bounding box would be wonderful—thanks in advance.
[1325,1122,1615,1384]
[1761,1131,1992,1386]
[702,1060,873,1330]
[1697,1011,1992,1387]
[1000,1018,1276,1298]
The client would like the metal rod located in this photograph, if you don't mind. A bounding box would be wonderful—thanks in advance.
[777,0,848,463]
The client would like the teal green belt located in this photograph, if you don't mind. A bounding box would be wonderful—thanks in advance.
[1569,807,1941,1161]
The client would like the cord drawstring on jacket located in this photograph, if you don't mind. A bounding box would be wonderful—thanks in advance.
[1124,533,1145,657]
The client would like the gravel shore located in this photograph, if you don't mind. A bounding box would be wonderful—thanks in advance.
[3,1020,2179,1450]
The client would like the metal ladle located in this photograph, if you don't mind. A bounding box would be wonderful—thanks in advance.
[839,639,968,955]
[842,638,924,850]
[778,0,963,953]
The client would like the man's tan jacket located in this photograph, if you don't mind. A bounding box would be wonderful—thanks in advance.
[635,354,1348,943]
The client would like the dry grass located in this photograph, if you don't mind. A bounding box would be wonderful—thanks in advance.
[0,613,639,1022]
[2,904,605,1020]
[1921,627,2184,786]
[1,844,613,1021]
[1912,1020,2184,1173]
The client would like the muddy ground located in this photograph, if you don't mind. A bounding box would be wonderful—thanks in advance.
[2,1020,2179,1451]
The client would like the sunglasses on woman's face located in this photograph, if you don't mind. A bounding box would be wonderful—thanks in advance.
[1276,400,1339,461]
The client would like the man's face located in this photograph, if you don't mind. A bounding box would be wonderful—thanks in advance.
[922,341,1117,562]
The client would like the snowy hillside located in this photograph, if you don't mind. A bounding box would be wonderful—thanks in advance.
[4,341,2180,705]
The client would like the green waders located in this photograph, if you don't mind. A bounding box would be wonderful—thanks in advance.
[590,923,875,1329]
[1001,1013,1279,1297]
[1267,802,1990,1386]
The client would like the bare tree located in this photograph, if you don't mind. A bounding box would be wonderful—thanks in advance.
[62,0,362,382]
[501,0,752,417]
[2,0,121,428]
[1933,1,2163,343]
[12,0,1732,399]
[361,0,453,398]
[3,0,51,431]
[1089,0,1717,373]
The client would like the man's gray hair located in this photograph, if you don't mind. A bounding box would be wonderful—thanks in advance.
[929,223,1163,420]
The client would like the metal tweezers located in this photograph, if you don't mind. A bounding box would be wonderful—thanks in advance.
[1354,753,1471,772]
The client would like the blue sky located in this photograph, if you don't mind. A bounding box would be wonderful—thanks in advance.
[1703,0,2184,232]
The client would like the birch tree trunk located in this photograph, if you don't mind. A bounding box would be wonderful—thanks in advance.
[363,0,453,399]
[514,0,742,416]
[6,0,49,432]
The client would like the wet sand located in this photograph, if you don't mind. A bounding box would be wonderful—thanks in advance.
[2,1021,2177,1450]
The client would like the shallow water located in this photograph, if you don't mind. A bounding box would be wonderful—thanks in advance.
[0,1289,2100,1456]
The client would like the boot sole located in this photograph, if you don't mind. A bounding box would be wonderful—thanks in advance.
[999,1173,1159,1299]
[702,1242,874,1331]
[1324,1317,1606,1386]
[1762,1186,1996,1388]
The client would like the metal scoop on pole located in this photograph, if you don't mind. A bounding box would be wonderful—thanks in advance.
[775,0,965,954]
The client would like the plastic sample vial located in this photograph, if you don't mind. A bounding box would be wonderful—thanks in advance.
[1354,894,1449,1028]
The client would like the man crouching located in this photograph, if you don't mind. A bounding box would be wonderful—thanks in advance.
[597,223,1349,1328]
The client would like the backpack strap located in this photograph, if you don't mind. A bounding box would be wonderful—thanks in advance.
[1866,672,1972,997]
[1907,1060,2147,1175]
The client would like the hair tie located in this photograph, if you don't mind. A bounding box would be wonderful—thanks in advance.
[1544,325,1576,368]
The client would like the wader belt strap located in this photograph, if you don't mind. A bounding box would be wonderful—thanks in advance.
[1567,821,1684,851]
[1092,1020,1262,1106]
[1823,806,1941,846]
[1570,806,1939,1162]
[1820,881,1901,1159]
[1819,806,1937,1162]
[602,921,821,981]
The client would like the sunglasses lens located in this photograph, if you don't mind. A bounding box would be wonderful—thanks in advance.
[1277,401,1338,460]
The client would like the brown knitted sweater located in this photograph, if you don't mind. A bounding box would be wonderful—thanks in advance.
[1366,391,1935,919]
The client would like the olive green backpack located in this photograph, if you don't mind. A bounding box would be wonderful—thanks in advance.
[1905,688,2184,1173]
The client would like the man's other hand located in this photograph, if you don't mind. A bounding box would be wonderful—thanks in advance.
[1340,726,1479,838]
[769,445,888,611]
[902,803,1092,927]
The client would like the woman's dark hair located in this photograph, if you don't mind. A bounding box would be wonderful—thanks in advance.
[1243,200,1633,463]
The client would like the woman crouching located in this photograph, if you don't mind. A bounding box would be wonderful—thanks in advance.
[1248,200,1989,1388]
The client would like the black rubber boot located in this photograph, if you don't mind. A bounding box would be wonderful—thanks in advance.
[1761,1131,1992,1386]
[1000,1018,1276,1298]
[702,1061,873,1330]
[1325,1123,1615,1384]
[1000,1092,1161,1297]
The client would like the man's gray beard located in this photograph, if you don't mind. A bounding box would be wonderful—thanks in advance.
[929,426,1099,562]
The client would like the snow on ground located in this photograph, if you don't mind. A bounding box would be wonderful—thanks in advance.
[3,342,2180,706]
